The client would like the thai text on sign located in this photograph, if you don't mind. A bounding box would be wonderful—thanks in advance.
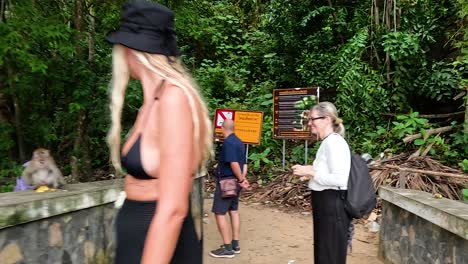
[214,109,264,145]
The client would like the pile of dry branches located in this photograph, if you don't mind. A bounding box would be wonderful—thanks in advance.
[370,153,468,200]
[238,154,468,211]
[242,172,312,210]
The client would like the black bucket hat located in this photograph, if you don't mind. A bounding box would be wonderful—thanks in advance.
[106,0,181,56]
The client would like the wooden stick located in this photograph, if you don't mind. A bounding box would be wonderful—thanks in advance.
[370,165,468,180]
[453,91,465,101]
[399,172,408,188]
[420,134,438,157]
[419,111,464,119]
[382,111,464,119]
[403,126,453,143]
[355,238,371,244]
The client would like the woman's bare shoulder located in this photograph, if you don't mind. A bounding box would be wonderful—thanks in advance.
[158,82,192,108]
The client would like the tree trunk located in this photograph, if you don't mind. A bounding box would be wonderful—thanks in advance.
[72,110,91,182]
[88,3,95,64]
[374,0,380,26]
[74,0,84,56]
[70,0,92,181]
[76,1,96,182]
[393,0,396,31]
[12,95,24,161]
[0,0,6,23]
[385,0,392,83]
[371,0,381,65]
[8,66,25,162]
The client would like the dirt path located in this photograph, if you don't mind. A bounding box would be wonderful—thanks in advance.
[203,199,382,264]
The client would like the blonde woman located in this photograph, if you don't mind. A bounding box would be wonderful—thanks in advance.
[106,1,212,264]
[292,102,351,264]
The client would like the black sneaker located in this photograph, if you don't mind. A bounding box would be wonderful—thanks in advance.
[210,247,235,258]
[219,244,241,254]
[233,246,241,254]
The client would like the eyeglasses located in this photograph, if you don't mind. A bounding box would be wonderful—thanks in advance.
[308,116,325,122]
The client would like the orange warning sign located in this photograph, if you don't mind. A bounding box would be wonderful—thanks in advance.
[213,109,263,145]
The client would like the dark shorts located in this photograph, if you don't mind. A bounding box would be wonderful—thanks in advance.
[211,179,241,215]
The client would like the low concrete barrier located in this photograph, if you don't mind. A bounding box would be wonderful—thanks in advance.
[0,176,205,264]
[379,186,468,264]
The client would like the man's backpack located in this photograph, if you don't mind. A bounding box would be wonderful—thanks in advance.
[344,153,377,219]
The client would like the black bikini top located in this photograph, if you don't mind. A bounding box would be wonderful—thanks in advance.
[120,80,165,180]
[121,134,155,179]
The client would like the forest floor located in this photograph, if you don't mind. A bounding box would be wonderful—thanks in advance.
[203,198,383,264]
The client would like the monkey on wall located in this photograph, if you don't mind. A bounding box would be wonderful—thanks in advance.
[21,148,65,189]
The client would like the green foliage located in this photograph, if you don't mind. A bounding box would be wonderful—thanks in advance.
[248,147,273,169]
[450,129,468,155]
[0,0,117,187]
[391,112,429,139]
[290,145,306,164]
[0,123,19,192]
[334,29,390,150]
[382,32,422,61]
[415,62,462,101]
[0,122,15,155]
[0,162,22,192]
[361,126,394,156]
[367,113,466,165]
[458,160,468,172]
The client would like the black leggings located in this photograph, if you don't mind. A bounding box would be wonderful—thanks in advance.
[312,189,351,264]
[115,199,202,264]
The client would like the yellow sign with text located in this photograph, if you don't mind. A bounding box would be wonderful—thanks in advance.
[214,109,263,145]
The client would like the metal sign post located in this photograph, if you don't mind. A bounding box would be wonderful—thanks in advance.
[245,144,249,162]
[282,140,286,170]
[304,140,308,165]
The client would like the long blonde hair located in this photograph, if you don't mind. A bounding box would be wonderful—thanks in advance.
[312,102,345,137]
[107,44,213,175]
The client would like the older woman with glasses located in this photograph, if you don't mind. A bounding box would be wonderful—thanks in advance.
[292,101,351,264]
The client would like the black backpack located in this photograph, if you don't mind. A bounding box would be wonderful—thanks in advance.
[344,152,377,219]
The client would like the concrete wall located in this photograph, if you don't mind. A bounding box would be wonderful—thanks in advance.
[379,187,468,264]
[0,177,205,264]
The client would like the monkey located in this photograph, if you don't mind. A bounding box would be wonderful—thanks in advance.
[21,148,65,189]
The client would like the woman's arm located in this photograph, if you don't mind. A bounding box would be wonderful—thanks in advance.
[141,86,194,264]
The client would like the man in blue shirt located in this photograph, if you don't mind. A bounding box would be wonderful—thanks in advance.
[210,119,249,258]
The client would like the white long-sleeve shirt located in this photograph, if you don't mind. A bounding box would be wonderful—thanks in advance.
[308,133,351,191]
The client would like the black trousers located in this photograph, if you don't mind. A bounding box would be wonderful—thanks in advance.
[115,199,202,264]
[312,189,351,264]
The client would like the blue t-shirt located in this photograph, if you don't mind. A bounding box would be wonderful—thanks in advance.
[218,133,245,178]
